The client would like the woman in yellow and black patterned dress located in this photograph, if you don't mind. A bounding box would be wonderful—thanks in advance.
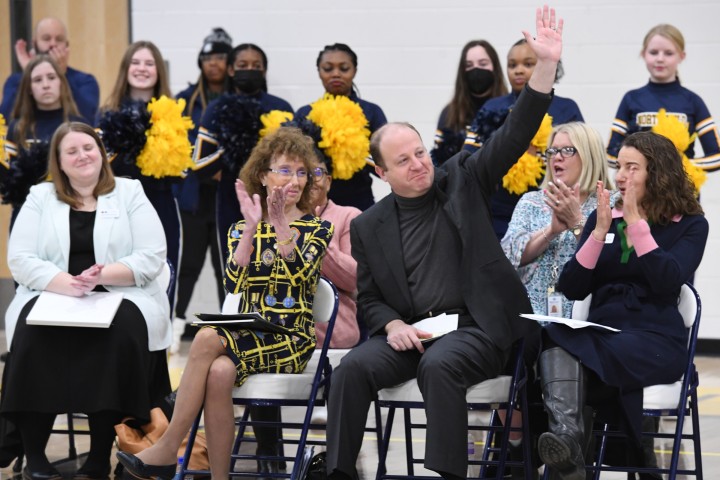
[116,127,333,480]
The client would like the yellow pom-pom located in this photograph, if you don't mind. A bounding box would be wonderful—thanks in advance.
[652,108,695,153]
[136,96,194,178]
[502,152,546,196]
[530,113,554,152]
[682,155,707,194]
[652,108,704,192]
[260,110,294,138]
[306,94,371,180]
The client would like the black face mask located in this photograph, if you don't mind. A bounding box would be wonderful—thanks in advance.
[465,68,495,95]
[233,69,265,93]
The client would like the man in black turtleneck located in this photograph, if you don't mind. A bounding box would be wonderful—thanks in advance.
[324,6,564,480]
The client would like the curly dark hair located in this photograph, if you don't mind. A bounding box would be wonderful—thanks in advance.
[239,127,317,217]
[617,131,703,225]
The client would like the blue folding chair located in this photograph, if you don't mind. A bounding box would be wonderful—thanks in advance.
[547,282,703,480]
[374,339,534,480]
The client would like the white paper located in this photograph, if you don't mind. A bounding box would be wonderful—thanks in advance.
[27,291,124,328]
[520,313,620,332]
[413,313,459,341]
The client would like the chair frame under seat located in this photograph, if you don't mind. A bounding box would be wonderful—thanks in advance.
[374,338,535,480]
[177,276,340,480]
[545,282,703,480]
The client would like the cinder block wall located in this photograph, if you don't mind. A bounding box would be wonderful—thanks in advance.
[131,0,720,338]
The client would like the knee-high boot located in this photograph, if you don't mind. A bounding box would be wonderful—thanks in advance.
[250,406,284,478]
[537,347,586,480]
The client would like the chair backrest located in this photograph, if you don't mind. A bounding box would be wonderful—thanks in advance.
[312,277,336,324]
[571,283,701,347]
[677,283,699,329]
[157,261,174,296]
[222,292,241,314]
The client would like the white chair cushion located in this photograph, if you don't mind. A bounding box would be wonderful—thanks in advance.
[232,347,350,401]
[233,373,320,400]
[643,382,683,410]
[378,376,512,404]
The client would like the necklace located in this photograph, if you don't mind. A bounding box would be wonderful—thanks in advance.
[317,201,330,218]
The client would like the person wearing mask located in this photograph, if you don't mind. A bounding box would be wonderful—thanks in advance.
[171,28,233,352]
[430,40,507,166]
[464,38,584,240]
[193,43,294,263]
[0,17,99,124]
[1,55,82,227]
[295,43,387,211]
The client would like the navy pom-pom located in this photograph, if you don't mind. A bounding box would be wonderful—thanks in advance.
[281,117,333,173]
[97,100,150,173]
[430,128,466,166]
[212,94,262,176]
[1,141,50,207]
[469,107,510,145]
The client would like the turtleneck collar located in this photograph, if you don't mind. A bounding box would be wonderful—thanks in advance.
[395,187,436,211]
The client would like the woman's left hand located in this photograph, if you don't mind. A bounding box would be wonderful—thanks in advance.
[266,183,294,228]
[545,179,582,231]
[71,264,104,294]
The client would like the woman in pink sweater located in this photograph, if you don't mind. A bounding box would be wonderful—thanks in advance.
[309,157,362,348]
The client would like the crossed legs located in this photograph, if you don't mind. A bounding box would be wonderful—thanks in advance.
[131,328,236,479]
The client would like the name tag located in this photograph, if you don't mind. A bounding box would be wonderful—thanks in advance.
[604,233,615,244]
[99,208,119,218]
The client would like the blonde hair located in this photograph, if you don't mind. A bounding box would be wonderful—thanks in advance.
[541,122,613,194]
[642,24,685,54]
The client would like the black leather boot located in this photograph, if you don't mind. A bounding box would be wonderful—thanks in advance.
[537,347,586,480]
[251,406,283,479]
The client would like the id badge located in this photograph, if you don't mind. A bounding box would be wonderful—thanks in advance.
[547,288,563,317]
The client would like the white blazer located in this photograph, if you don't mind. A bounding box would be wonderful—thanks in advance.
[6,178,171,351]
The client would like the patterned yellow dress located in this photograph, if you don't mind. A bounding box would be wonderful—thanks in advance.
[214,214,333,386]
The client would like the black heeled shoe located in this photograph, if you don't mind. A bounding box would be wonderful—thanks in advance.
[21,466,63,480]
[115,451,176,480]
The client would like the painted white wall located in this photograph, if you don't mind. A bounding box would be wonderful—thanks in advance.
[132,0,720,338]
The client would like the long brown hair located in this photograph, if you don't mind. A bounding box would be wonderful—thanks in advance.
[102,41,172,111]
[48,122,116,208]
[445,40,507,132]
[239,127,317,218]
[618,132,703,225]
[10,55,79,147]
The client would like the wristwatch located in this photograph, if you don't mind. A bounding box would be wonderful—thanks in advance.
[571,217,585,236]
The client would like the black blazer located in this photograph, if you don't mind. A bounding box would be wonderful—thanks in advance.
[350,85,551,351]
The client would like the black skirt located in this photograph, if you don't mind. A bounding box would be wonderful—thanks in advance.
[0,296,170,424]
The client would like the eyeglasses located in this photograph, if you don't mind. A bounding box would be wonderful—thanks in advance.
[267,168,308,179]
[312,167,329,179]
[545,146,578,159]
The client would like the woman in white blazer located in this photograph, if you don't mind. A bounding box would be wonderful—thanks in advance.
[0,122,172,480]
